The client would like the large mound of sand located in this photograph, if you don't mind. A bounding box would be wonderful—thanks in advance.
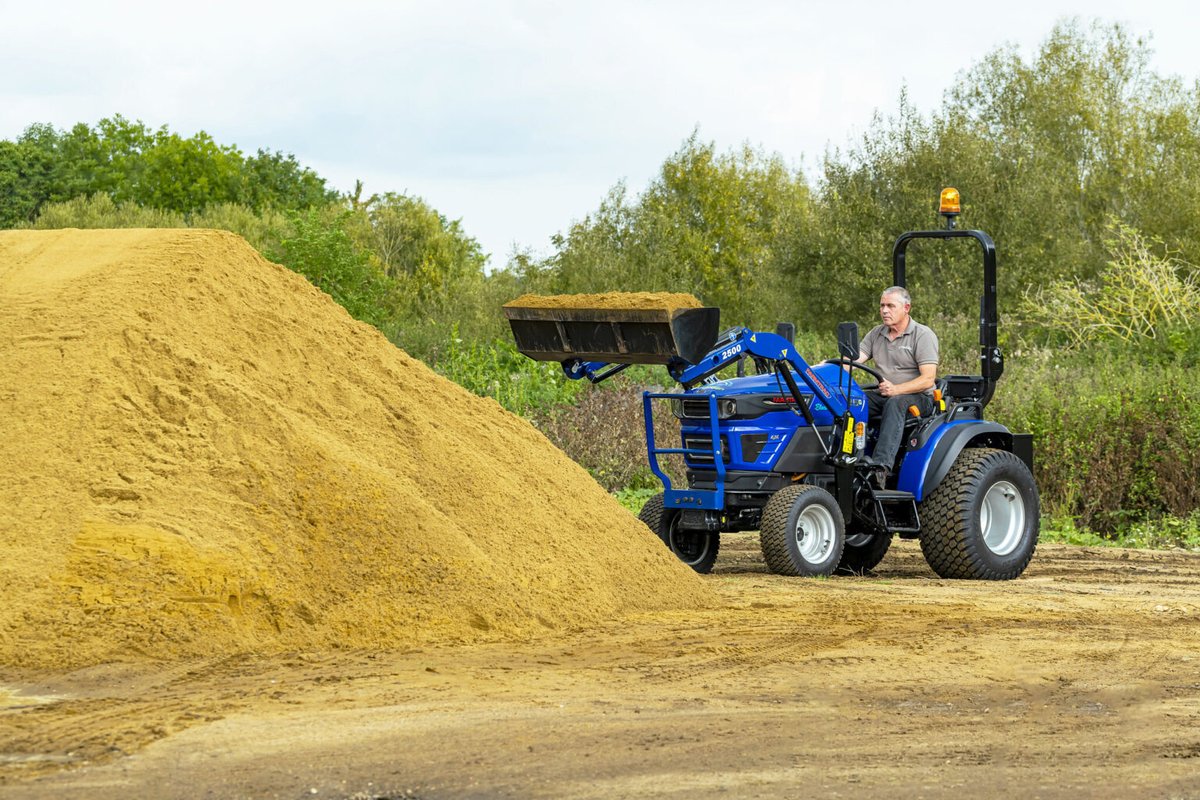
[0,229,711,669]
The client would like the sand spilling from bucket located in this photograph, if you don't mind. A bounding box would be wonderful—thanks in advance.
[0,229,712,670]
[505,292,703,312]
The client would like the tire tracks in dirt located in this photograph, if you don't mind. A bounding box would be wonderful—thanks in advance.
[4,542,1200,799]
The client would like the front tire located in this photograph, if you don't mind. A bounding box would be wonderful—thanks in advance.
[836,528,892,575]
[920,448,1039,580]
[638,493,720,574]
[760,485,845,577]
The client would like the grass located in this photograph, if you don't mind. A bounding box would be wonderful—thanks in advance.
[1040,513,1200,550]
[433,332,585,415]
[614,487,658,516]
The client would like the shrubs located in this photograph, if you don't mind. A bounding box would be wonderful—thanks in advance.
[531,383,685,492]
[1020,222,1200,349]
[433,333,585,416]
[272,209,402,333]
[991,351,1200,534]
[996,224,1200,537]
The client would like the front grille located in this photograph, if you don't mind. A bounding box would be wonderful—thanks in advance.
[683,434,730,464]
[741,433,769,462]
[679,398,714,419]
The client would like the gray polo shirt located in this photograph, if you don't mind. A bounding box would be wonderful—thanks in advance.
[859,319,939,393]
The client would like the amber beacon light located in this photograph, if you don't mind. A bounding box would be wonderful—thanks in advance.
[938,187,961,229]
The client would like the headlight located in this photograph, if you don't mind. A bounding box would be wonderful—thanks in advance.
[719,398,737,419]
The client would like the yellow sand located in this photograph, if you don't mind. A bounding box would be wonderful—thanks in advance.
[505,292,703,312]
[0,229,711,669]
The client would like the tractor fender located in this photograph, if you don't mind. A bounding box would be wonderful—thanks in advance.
[896,420,1013,502]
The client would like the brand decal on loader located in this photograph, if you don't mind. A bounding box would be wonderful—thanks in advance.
[719,343,744,361]
[804,368,833,400]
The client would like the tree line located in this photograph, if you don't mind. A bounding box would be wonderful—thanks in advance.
[4,22,1197,360]
[522,20,1200,355]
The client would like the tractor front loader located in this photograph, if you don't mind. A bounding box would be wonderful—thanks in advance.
[504,189,1039,580]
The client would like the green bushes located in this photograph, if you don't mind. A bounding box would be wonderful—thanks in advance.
[991,352,1200,535]
[432,333,585,416]
[2,117,333,225]
[530,383,685,492]
[1019,223,1200,349]
[28,193,186,229]
[271,208,403,333]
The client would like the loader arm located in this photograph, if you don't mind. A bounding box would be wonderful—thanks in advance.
[642,328,861,515]
[561,328,850,417]
[671,328,851,420]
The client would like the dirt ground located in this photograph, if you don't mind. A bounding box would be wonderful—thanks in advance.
[3,539,1200,800]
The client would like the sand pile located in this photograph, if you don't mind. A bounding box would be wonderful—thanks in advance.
[0,229,711,670]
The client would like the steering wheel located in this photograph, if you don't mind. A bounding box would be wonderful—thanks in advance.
[823,357,884,391]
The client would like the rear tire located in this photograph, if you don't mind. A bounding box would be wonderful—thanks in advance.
[638,492,720,574]
[759,485,845,577]
[836,528,892,575]
[920,448,1039,580]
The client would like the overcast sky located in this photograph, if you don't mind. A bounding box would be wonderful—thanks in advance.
[2,1,1196,265]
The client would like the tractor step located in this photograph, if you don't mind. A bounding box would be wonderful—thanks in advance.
[872,489,921,535]
[503,294,720,365]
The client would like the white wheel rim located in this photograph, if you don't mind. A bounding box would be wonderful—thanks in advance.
[980,480,1025,556]
[845,532,872,547]
[795,504,836,563]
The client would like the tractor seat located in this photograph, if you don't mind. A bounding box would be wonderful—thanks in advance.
[941,374,986,402]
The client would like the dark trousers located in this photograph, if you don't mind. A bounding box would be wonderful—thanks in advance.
[865,390,935,469]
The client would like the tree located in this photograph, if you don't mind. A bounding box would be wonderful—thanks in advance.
[0,116,335,224]
[345,191,488,312]
[800,20,1200,332]
[0,139,53,227]
[533,133,811,328]
[272,208,401,332]
[138,129,244,213]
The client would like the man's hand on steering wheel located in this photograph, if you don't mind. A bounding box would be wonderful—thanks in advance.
[823,357,883,391]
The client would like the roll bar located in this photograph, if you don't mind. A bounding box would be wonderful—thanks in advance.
[891,228,1003,408]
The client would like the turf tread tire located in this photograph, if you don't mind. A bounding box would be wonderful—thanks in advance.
[759,484,845,577]
[836,530,892,575]
[919,447,1039,580]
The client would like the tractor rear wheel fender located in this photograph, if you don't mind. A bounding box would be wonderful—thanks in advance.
[917,421,1012,499]
[638,492,720,574]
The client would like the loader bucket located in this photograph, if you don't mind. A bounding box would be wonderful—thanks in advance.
[503,294,720,365]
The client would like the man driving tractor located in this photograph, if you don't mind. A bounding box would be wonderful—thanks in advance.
[858,286,940,476]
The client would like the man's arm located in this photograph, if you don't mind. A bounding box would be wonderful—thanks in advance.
[878,363,937,397]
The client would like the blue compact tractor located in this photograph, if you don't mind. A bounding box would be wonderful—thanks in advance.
[505,190,1039,580]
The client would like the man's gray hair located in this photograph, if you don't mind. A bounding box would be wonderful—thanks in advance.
[882,286,911,305]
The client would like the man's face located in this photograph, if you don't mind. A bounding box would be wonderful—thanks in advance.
[880,293,910,328]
